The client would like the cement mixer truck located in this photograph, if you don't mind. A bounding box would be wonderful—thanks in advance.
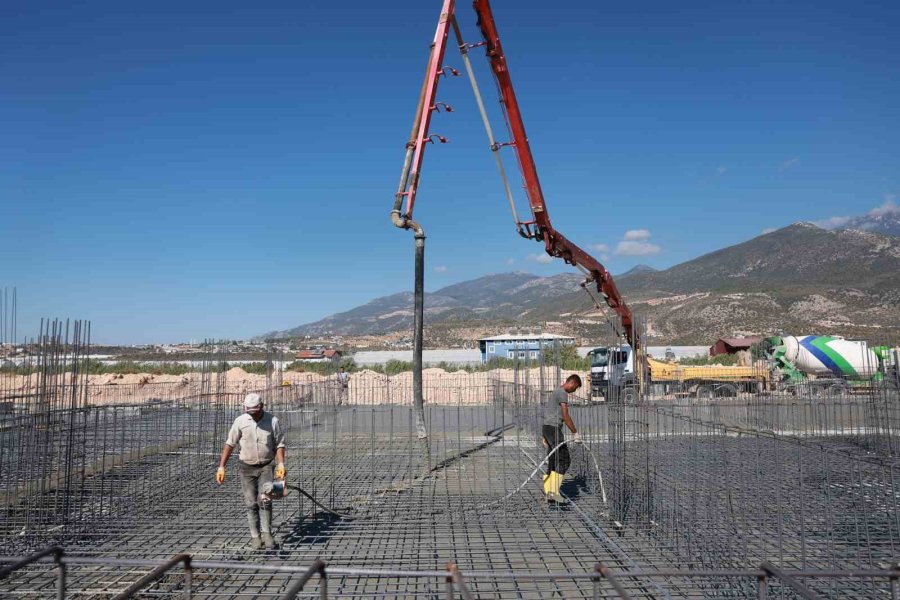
[765,335,900,394]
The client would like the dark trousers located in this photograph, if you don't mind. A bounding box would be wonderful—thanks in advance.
[542,424,571,475]
[239,460,274,536]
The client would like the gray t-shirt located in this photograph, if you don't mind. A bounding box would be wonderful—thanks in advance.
[542,387,568,427]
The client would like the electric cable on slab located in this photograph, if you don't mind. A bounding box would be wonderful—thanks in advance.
[286,484,355,520]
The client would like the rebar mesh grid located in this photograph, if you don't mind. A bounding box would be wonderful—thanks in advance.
[3,335,900,598]
[4,552,900,600]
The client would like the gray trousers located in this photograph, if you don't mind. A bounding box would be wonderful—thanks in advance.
[239,461,274,537]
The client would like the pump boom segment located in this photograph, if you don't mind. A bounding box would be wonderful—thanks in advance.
[392,0,635,346]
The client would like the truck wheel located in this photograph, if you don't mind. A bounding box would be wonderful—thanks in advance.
[828,383,848,396]
[715,384,738,398]
[695,385,713,400]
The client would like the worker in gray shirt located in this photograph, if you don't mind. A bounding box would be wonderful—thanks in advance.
[541,374,582,504]
[216,393,286,549]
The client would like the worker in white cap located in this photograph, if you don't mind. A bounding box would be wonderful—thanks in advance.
[216,393,286,550]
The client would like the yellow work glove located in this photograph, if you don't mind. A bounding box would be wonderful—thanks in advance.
[216,466,226,485]
[275,463,286,480]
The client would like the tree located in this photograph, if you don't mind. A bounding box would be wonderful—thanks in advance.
[558,344,590,370]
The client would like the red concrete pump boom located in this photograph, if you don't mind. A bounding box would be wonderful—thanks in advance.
[392,0,635,346]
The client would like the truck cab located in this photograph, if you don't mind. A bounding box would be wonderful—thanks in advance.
[588,347,609,397]
[589,344,634,398]
[608,344,635,390]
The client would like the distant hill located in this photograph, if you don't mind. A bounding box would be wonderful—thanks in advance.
[261,271,583,338]
[618,264,658,277]
[620,223,898,294]
[260,223,900,345]
[537,223,900,343]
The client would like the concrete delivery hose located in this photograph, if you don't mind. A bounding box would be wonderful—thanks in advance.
[478,438,607,510]
[281,428,607,520]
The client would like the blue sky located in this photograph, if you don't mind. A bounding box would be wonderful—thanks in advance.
[2,0,897,343]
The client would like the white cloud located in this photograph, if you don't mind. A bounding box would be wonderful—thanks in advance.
[780,157,799,171]
[614,229,661,256]
[870,196,898,217]
[812,215,851,230]
[590,243,610,253]
[505,258,515,265]
[623,229,651,241]
[761,227,777,234]
[717,166,728,174]
[433,265,447,273]
[615,240,661,256]
[526,253,553,264]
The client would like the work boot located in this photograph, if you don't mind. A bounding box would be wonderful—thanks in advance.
[545,472,567,504]
[259,506,273,534]
[259,505,277,550]
[547,492,568,505]
[249,536,263,550]
[261,532,278,550]
[543,472,561,498]
[246,506,261,538]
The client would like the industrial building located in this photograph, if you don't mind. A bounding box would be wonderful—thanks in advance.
[478,333,576,363]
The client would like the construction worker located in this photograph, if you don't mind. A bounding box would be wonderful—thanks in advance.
[336,366,349,406]
[542,374,582,504]
[216,393,286,550]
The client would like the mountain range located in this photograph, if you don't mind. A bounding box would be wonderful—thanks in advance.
[261,221,900,345]
[836,203,900,237]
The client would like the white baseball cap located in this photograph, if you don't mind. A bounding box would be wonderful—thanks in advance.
[243,393,262,410]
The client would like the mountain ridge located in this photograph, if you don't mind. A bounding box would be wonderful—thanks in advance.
[260,222,900,344]
[837,203,900,237]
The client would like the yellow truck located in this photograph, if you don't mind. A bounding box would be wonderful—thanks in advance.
[647,357,769,398]
[589,344,768,400]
